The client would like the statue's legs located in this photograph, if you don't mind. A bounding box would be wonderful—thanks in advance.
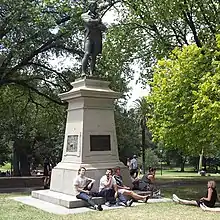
[82,52,90,75]
[82,39,93,76]
[90,55,97,75]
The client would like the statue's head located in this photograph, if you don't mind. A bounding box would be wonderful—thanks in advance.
[88,1,98,13]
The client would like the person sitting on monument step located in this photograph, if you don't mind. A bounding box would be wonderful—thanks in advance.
[113,167,150,203]
[98,168,117,206]
[98,168,129,206]
[73,167,103,211]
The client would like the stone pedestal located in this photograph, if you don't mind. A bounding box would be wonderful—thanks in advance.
[32,78,131,207]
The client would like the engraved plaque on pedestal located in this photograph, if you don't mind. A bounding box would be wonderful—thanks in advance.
[90,135,111,151]
[66,135,78,152]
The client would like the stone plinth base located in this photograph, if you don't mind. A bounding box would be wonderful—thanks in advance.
[50,162,132,195]
[32,190,105,208]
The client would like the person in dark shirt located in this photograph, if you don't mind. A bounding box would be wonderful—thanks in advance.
[43,157,51,189]
[173,180,217,208]
[113,167,150,203]
[43,157,51,176]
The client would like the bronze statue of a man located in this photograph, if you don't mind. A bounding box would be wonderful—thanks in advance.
[81,1,107,76]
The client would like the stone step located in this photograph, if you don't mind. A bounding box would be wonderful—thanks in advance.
[32,189,156,209]
[13,196,173,215]
[32,190,105,208]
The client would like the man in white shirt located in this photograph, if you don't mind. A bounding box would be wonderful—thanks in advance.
[98,168,118,206]
[73,167,103,211]
[98,168,131,207]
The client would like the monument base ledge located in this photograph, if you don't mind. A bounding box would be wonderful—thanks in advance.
[49,162,132,195]
[32,190,105,208]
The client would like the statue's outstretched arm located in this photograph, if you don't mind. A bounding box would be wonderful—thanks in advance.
[81,13,100,24]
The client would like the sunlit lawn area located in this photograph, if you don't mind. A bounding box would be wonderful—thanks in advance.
[156,168,220,181]
[0,194,220,220]
[0,163,11,171]
[0,183,220,220]
[0,169,220,219]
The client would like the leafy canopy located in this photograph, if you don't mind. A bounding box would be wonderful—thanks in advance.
[148,35,220,156]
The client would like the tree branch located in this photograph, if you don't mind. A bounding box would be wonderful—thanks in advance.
[0,79,65,105]
[8,33,66,75]
[55,45,84,58]
[27,62,72,89]
[182,1,202,47]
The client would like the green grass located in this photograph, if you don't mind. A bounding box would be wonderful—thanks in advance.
[0,170,219,219]
[0,195,220,220]
[0,163,11,171]
[0,184,220,220]
[163,184,209,199]
[156,169,220,179]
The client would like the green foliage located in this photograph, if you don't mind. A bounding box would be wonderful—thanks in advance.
[105,0,220,82]
[148,35,220,157]
[0,85,65,168]
[0,0,137,168]
[141,148,159,170]
[1,0,82,100]
[1,0,132,102]
[115,106,141,163]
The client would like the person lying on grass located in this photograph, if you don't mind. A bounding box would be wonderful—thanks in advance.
[173,180,217,208]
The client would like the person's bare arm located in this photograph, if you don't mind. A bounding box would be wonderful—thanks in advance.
[104,176,113,187]
[87,178,95,189]
[148,174,155,183]
[74,185,89,194]
[201,188,213,201]
[113,184,118,198]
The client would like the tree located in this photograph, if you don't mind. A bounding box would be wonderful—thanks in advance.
[0,85,65,175]
[103,0,219,81]
[148,35,220,167]
[0,0,138,172]
[0,0,127,103]
[138,148,159,172]
[134,97,152,173]
[115,106,141,164]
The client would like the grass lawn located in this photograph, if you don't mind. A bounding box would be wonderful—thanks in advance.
[158,168,220,178]
[0,185,220,220]
[0,170,219,219]
[156,169,220,185]
[0,163,11,171]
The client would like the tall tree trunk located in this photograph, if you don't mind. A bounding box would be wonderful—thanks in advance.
[203,156,207,171]
[13,141,21,176]
[198,149,204,171]
[180,161,185,172]
[180,156,186,172]
[20,153,30,176]
[141,118,146,174]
